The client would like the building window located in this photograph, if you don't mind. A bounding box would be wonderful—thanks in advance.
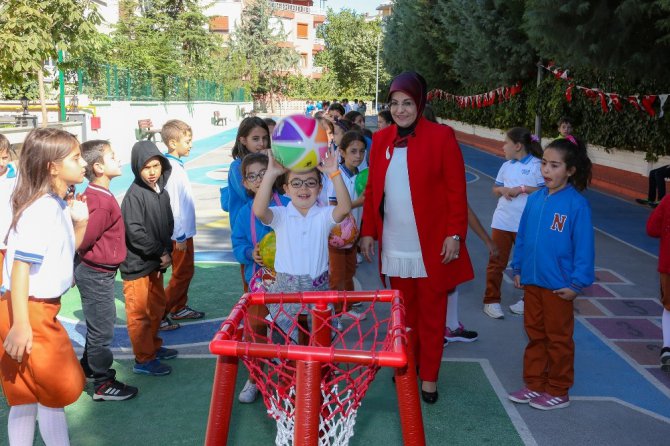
[297,23,308,39]
[300,53,308,68]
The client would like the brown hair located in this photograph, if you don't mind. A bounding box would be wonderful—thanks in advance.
[81,139,110,181]
[506,127,543,159]
[232,117,270,160]
[10,128,79,231]
[161,119,192,149]
[0,133,9,153]
[339,130,367,152]
[546,137,592,191]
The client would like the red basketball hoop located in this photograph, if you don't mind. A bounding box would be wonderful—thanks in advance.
[205,290,426,446]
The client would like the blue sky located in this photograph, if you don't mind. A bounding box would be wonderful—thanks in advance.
[320,0,383,16]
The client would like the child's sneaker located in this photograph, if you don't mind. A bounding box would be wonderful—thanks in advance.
[156,346,178,360]
[444,323,478,343]
[159,316,180,331]
[508,387,543,404]
[238,380,259,403]
[509,299,525,315]
[483,303,504,319]
[661,346,670,372]
[529,392,570,410]
[133,359,172,376]
[93,379,139,402]
[170,306,205,320]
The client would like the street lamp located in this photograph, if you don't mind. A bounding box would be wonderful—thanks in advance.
[20,96,29,115]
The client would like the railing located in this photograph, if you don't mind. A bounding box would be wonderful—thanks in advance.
[270,1,324,15]
[72,63,250,102]
[312,66,324,73]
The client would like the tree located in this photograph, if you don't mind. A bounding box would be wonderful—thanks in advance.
[382,0,454,89]
[230,0,299,109]
[0,0,104,124]
[524,0,670,83]
[436,0,536,85]
[315,9,390,98]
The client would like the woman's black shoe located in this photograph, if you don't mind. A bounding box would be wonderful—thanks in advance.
[421,389,438,404]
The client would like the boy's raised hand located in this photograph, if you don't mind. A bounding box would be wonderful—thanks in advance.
[267,150,288,178]
[317,146,338,175]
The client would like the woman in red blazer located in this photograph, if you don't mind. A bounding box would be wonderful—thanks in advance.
[360,72,474,403]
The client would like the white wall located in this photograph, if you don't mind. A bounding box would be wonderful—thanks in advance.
[439,117,670,178]
[0,121,83,145]
[84,100,251,163]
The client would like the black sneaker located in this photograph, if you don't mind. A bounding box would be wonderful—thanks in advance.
[156,346,178,360]
[93,379,138,402]
[159,316,180,331]
[635,198,650,205]
[661,347,670,372]
[444,323,479,343]
[170,306,205,320]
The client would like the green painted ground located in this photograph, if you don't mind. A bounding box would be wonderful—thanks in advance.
[58,263,245,323]
[0,360,522,446]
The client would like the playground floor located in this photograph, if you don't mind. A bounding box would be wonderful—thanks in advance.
[1,116,669,445]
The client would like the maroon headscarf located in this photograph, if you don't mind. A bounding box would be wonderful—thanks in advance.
[387,71,428,145]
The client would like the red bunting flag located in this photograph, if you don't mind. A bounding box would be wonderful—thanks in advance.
[641,95,657,117]
[565,84,574,102]
[609,93,623,112]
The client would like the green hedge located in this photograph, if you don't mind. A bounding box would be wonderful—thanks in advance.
[431,75,670,160]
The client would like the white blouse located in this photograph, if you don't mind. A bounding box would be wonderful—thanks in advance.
[381,147,427,278]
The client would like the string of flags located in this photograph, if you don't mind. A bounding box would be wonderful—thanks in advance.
[427,82,522,109]
[543,63,669,118]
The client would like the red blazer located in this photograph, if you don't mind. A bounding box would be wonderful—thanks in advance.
[361,117,474,293]
[647,196,670,273]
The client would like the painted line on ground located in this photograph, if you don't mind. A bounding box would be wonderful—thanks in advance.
[571,396,670,425]
[444,357,538,446]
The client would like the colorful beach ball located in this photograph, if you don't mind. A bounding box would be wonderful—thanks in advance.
[272,115,329,173]
[329,214,359,249]
[355,168,369,196]
[259,231,276,270]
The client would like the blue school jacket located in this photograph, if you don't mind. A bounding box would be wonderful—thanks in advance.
[227,158,251,227]
[511,185,594,294]
[232,194,290,284]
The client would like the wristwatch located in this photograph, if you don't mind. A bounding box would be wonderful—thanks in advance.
[451,235,461,241]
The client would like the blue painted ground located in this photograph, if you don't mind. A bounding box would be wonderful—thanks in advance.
[85,127,239,196]
[460,144,659,256]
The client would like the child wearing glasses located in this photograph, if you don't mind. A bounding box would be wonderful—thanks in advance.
[231,152,289,404]
[252,148,351,343]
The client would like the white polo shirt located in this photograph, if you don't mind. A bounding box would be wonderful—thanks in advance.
[267,202,336,279]
[326,164,362,231]
[2,193,75,298]
[492,155,544,232]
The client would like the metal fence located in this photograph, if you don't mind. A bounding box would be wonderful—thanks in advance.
[75,64,249,102]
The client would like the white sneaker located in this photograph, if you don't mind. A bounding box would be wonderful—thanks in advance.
[238,380,259,403]
[509,299,524,315]
[483,303,504,319]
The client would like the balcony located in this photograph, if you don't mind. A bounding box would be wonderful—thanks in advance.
[270,1,324,15]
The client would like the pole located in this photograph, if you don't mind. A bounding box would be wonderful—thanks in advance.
[58,50,66,122]
[534,60,543,139]
[375,32,380,112]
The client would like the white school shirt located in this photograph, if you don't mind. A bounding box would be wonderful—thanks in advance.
[2,193,75,298]
[0,164,18,250]
[165,154,196,241]
[381,147,427,278]
[267,202,336,279]
[326,164,363,231]
[492,155,544,232]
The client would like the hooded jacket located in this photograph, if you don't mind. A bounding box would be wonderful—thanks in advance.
[120,141,174,280]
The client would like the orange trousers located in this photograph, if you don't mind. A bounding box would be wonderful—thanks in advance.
[328,245,356,291]
[483,229,516,304]
[165,238,195,315]
[523,285,575,396]
[0,249,5,285]
[0,293,84,407]
[390,277,448,382]
[123,271,167,363]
